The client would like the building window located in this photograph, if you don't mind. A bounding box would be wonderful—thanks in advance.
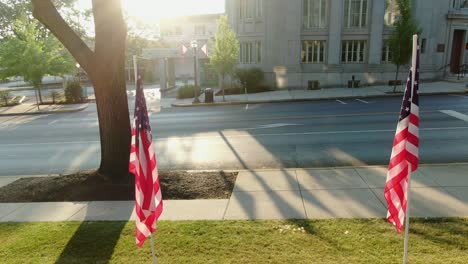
[452,0,468,9]
[256,41,262,63]
[301,40,326,63]
[420,38,426,54]
[341,40,367,63]
[194,25,206,35]
[239,0,262,19]
[240,42,253,63]
[382,41,392,63]
[303,0,328,29]
[344,0,368,28]
[240,41,261,64]
[256,0,263,17]
[384,0,398,26]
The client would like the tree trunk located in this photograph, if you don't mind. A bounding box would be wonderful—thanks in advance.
[33,0,131,181]
[221,73,225,102]
[37,86,43,104]
[393,65,400,93]
[92,0,131,181]
[92,69,130,181]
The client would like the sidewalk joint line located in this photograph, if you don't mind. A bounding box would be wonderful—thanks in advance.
[354,168,387,209]
[0,203,27,221]
[295,170,308,219]
[66,202,90,221]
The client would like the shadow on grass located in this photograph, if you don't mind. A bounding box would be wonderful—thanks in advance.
[56,221,127,264]
[410,218,468,249]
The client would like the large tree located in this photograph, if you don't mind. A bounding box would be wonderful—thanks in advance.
[32,0,131,181]
[0,0,87,40]
[389,0,419,92]
[0,16,75,103]
[209,15,239,101]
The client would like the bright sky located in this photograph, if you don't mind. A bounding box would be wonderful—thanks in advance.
[77,0,225,23]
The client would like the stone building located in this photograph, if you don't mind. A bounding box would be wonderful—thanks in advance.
[225,0,468,88]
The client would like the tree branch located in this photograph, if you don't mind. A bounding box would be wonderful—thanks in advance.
[31,0,94,75]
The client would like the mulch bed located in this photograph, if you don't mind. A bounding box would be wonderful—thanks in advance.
[0,170,237,202]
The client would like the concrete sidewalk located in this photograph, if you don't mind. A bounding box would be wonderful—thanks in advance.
[172,81,468,107]
[0,164,467,222]
[0,102,88,116]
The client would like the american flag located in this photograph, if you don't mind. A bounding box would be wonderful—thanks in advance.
[129,76,163,247]
[384,45,420,233]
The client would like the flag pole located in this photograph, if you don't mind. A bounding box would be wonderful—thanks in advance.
[134,54,157,264]
[402,163,412,264]
[151,233,157,264]
[133,55,138,83]
[403,34,418,264]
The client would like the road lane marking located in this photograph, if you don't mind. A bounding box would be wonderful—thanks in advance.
[245,104,249,110]
[440,110,468,122]
[48,120,59,125]
[448,94,468,98]
[355,99,370,104]
[1,126,468,146]
[243,123,303,130]
[336,100,347,105]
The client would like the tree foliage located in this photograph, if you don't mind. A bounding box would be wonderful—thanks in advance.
[0,16,75,102]
[209,15,239,100]
[0,0,88,40]
[32,0,131,180]
[389,0,419,91]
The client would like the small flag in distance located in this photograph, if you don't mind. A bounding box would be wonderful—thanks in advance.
[201,44,208,56]
[181,44,188,56]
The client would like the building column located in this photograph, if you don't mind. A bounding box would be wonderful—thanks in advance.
[159,58,167,91]
[328,0,343,65]
[368,0,385,64]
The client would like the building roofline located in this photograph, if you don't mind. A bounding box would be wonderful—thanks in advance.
[160,13,224,24]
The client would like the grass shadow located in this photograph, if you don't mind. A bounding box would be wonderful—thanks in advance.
[55,221,127,264]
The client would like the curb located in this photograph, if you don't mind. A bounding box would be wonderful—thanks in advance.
[171,90,468,107]
[0,103,88,117]
[3,162,467,179]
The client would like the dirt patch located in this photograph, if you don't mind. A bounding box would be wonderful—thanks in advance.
[0,170,237,202]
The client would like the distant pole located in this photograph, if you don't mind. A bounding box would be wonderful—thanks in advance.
[191,40,200,103]
[133,55,138,83]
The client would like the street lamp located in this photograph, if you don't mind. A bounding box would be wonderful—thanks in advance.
[75,63,86,101]
[191,40,200,103]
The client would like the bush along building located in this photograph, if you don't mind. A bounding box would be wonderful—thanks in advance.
[226,0,468,89]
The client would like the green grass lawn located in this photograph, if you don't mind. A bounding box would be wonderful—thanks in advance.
[0,218,467,264]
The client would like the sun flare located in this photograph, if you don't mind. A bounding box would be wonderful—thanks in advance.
[121,0,224,23]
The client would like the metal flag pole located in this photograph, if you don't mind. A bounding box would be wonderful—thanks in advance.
[133,55,138,83]
[135,54,158,264]
[403,34,418,264]
[151,233,157,264]
[403,163,412,264]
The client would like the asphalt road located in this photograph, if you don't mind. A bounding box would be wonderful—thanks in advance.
[1,94,468,176]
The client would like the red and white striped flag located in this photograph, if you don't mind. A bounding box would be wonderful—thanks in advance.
[129,77,163,247]
[384,44,420,233]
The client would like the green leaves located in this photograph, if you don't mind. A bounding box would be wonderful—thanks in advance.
[0,16,75,87]
[209,15,239,77]
[389,0,420,67]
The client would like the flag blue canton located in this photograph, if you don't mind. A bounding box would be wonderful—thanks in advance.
[399,46,420,121]
[134,77,152,142]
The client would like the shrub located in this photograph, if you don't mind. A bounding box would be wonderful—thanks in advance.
[65,80,83,103]
[0,90,11,106]
[234,67,266,93]
[49,91,60,104]
[177,85,200,99]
